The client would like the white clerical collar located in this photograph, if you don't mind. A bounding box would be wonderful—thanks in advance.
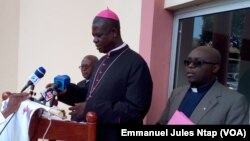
[107,42,127,55]
[191,87,198,93]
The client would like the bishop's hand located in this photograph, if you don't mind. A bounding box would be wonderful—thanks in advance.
[68,102,86,121]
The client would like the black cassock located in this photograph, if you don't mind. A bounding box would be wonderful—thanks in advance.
[62,45,153,141]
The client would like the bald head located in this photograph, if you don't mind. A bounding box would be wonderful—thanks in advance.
[83,55,98,64]
[192,46,221,65]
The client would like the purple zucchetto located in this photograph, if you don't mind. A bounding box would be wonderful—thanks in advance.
[95,8,119,21]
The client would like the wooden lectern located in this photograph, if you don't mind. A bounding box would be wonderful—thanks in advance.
[29,110,97,141]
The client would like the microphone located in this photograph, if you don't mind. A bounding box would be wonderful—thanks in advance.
[52,74,70,92]
[40,89,54,102]
[21,67,46,92]
[40,75,70,102]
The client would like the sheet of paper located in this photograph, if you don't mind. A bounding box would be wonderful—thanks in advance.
[168,110,194,125]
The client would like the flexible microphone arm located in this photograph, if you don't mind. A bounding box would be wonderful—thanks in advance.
[20,81,32,93]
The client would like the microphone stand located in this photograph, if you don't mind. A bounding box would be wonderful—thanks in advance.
[28,85,43,104]
[30,84,35,96]
[29,84,37,102]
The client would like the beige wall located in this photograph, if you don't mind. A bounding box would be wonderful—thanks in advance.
[0,0,19,103]
[1,0,141,109]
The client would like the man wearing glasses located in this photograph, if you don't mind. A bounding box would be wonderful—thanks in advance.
[57,55,98,121]
[158,46,249,125]
[77,55,99,88]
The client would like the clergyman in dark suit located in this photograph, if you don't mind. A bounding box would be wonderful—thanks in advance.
[77,55,99,89]
[64,8,153,141]
[158,46,249,125]
[57,55,98,121]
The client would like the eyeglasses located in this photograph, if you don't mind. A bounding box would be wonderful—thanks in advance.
[184,59,217,67]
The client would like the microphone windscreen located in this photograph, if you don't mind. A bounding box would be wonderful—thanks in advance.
[35,67,46,78]
[53,75,70,92]
[29,67,46,85]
